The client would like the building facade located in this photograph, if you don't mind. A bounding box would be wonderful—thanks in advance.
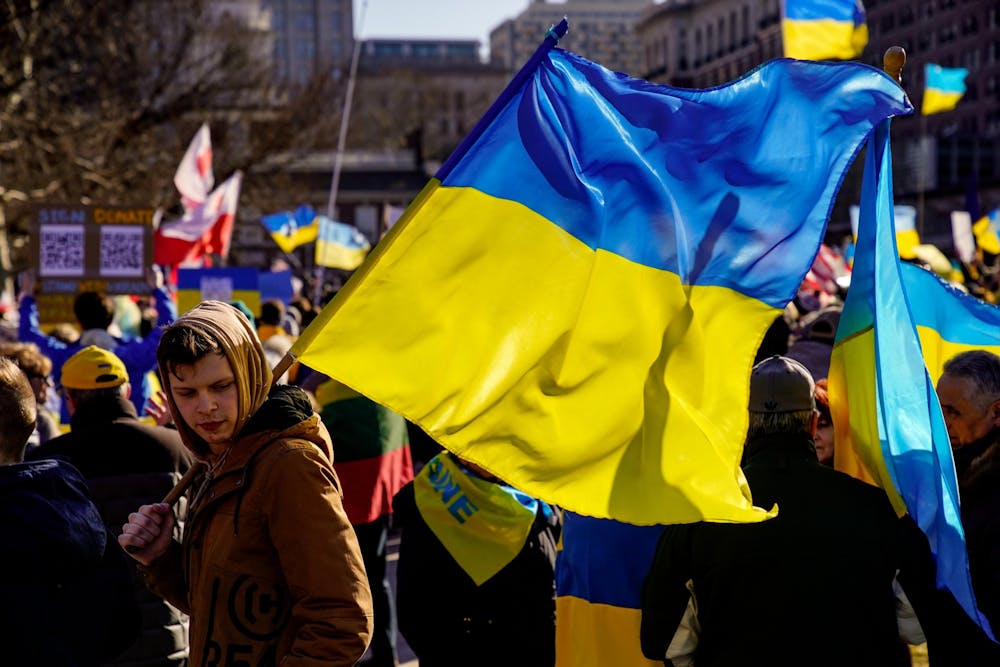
[351,38,509,164]
[636,0,1000,241]
[263,0,354,83]
[635,0,781,86]
[863,0,1000,233]
[490,0,654,76]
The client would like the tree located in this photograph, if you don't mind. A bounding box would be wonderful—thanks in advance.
[0,0,348,273]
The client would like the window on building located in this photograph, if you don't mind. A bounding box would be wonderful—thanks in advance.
[293,10,311,31]
[679,28,689,71]
[294,38,315,59]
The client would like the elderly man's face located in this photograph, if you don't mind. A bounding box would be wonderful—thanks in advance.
[937,373,1000,448]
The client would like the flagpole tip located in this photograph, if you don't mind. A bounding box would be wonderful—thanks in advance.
[883,47,906,87]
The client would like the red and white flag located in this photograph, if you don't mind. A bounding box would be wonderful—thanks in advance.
[174,123,214,211]
[155,171,242,267]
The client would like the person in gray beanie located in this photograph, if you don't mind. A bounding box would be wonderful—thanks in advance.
[641,356,930,667]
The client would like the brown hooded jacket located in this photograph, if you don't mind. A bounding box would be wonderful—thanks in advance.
[140,301,373,666]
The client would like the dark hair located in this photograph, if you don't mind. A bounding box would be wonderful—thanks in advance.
[74,291,115,330]
[0,357,38,460]
[259,299,285,327]
[157,322,222,378]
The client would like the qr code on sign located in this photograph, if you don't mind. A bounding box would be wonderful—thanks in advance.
[100,226,144,277]
[39,225,85,277]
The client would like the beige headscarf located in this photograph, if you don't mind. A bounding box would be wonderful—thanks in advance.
[159,301,273,456]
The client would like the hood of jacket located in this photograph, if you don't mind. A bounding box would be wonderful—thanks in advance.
[0,459,106,576]
[159,300,272,458]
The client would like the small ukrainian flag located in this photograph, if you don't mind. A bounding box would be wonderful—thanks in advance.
[922,63,969,115]
[782,0,868,61]
[260,204,319,254]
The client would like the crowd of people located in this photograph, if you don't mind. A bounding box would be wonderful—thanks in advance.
[0,258,997,667]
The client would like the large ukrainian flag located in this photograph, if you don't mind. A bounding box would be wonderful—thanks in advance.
[922,63,969,115]
[782,0,868,61]
[289,20,910,526]
[829,121,995,638]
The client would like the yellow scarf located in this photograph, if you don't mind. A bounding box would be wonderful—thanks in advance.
[414,453,539,585]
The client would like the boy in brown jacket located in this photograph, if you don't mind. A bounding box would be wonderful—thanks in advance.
[120,301,373,666]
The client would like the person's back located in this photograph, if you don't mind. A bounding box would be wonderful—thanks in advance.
[393,453,559,667]
[28,346,192,666]
[641,356,916,667]
[683,433,902,666]
[0,356,139,665]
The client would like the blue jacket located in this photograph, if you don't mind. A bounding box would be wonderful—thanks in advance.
[0,458,139,665]
[19,286,176,419]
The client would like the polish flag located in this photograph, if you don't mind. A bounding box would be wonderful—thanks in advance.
[155,171,242,267]
[174,124,214,211]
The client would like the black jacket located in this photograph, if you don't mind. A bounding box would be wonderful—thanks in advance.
[641,431,923,667]
[0,459,139,666]
[393,478,561,667]
[917,432,1000,666]
[29,396,193,667]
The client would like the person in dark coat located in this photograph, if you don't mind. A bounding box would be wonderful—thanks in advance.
[640,355,928,667]
[0,355,139,665]
[393,452,561,667]
[29,345,193,666]
[919,350,1000,665]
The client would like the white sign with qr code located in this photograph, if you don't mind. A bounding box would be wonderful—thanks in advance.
[100,226,145,277]
[39,225,86,277]
[200,277,234,303]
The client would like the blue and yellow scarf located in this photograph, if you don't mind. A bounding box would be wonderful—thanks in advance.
[414,453,542,585]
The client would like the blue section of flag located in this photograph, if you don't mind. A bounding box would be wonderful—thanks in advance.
[261,204,316,235]
[439,50,909,307]
[555,512,663,609]
[903,262,1000,347]
[316,216,369,248]
[258,270,294,305]
[784,0,864,23]
[176,267,258,291]
[926,64,969,94]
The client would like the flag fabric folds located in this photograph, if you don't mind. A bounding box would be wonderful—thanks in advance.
[154,171,242,266]
[922,64,969,115]
[289,20,910,526]
[782,0,868,61]
[174,123,214,211]
[850,203,919,259]
[902,262,1000,378]
[829,121,994,638]
[261,204,320,254]
[555,513,663,667]
[314,216,371,270]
